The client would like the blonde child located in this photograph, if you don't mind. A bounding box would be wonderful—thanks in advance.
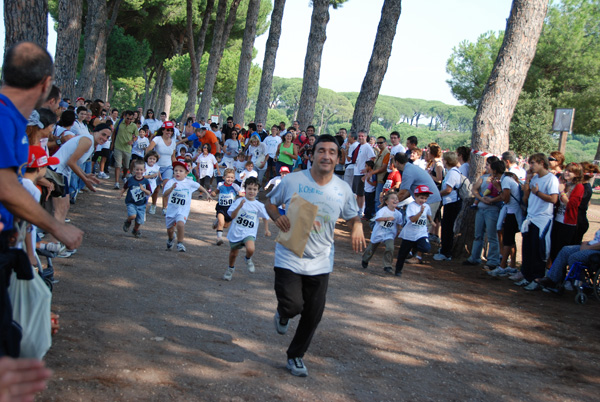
[394,185,434,277]
[361,191,402,273]
[233,152,247,186]
[239,160,258,190]
[163,161,212,252]
[144,150,161,215]
[211,168,240,245]
[119,159,152,238]
[222,177,271,281]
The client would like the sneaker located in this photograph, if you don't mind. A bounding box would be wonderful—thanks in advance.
[166,237,175,250]
[487,267,507,277]
[44,242,66,254]
[514,278,530,286]
[56,249,73,258]
[274,311,289,335]
[113,183,120,190]
[123,220,131,232]
[223,267,235,281]
[433,253,451,261]
[563,281,574,292]
[132,229,141,238]
[177,242,186,252]
[509,271,524,281]
[245,258,255,273]
[361,260,368,269]
[504,267,519,276]
[405,257,421,265]
[536,277,557,289]
[286,357,308,377]
[149,204,156,215]
[383,266,393,273]
[394,270,403,277]
[216,239,224,246]
[98,172,110,179]
[483,265,497,271]
[524,281,541,291]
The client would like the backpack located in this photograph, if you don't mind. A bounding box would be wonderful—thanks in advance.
[510,180,527,215]
[455,169,473,200]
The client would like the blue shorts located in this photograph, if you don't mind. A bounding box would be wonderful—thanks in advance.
[159,166,173,186]
[126,203,147,225]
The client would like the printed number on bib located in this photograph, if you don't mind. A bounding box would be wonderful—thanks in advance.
[170,190,186,206]
[382,220,395,229]
[219,194,234,206]
[131,186,145,202]
[200,162,209,169]
[383,180,392,190]
[416,218,427,226]
[236,211,256,228]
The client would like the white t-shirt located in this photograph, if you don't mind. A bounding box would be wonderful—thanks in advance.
[223,139,241,160]
[388,143,406,172]
[144,118,161,133]
[263,135,282,158]
[527,172,559,224]
[354,143,376,176]
[459,163,470,177]
[501,175,521,214]
[152,136,177,168]
[370,207,403,244]
[364,174,376,192]
[226,198,270,242]
[22,178,41,247]
[71,120,89,137]
[164,178,200,217]
[145,163,160,193]
[53,132,94,177]
[509,165,526,182]
[400,202,431,241]
[196,153,217,179]
[246,143,267,169]
[345,141,358,167]
[414,159,427,170]
[240,169,258,187]
[268,170,359,275]
[234,160,247,182]
[132,136,149,158]
[213,130,222,141]
[441,167,461,205]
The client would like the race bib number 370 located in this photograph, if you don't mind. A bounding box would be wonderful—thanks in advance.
[170,190,186,206]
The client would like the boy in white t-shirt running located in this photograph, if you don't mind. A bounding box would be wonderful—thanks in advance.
[222,177,271,281]
[163,161,212,252]
[394,185,433,277]
[361,191,402,272]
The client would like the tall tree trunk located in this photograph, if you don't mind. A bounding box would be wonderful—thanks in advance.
[3,0,48,58]
[232,0,261,126]
[183,0,215,121]
[92,0,123,101]
[350,0,401,135]
[197,0,242,121]
[254,0,286,125]
[296,0,330,131]
[150,64,166,111]
[54,0,82,100]
[77,0,107,99]
[163,72,174,118]
[452,0,549,259]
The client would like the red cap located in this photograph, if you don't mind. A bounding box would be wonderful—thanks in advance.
[28,146,59,168]
[414,185,432,195]
[279,166,290,174]
[163,121,175,129]
[76,97,85,102]
[172,161,189,171]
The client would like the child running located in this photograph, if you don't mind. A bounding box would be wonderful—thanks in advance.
[144,150,160,214]
[222,177,271,281]
[119,160,152,238]
[361,191,403,273]
[163,161,212,252]
[394,185,433,277]
[211,168,240,245]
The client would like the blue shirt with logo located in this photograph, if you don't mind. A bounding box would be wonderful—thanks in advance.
[0,94,29,231]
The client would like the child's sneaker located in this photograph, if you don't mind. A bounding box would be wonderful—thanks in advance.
[177,242,186,252]
[114,182,120,190]
[433,253,451,261]
[361,260,368,269]
[149,204,156,215]
[123,220,131,232]
[44,242,66,254]
[223,267,235,281]
[166,237,175,250]
[132,229,141,238]
[216,239,224,246]
[245,258,255,273]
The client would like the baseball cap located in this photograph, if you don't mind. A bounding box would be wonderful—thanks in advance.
[28,146,59,168]
[192,122,201,129]
[414,185,433,195]
[279,166,290,174]
[163,121,175,129]
[172,161,189,171]
[76,97,84,102]
[234,124,242,129]
[59,100,69,108]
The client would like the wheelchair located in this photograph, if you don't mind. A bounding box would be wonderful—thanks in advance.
[564,253,600,305]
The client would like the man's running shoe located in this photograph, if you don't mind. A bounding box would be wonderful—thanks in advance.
[286,357,308,377]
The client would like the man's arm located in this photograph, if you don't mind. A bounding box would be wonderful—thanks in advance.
[347,216,366,253]
[265,197,290,232]
[0,168,83,249]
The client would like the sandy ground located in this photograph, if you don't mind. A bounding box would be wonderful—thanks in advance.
[39,180,600,401]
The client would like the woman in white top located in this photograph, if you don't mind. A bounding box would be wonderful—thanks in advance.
[143,109,160,134]
[433,151,462,261]
[51,123,111,232]
[222,129,241,167]
[71,106,91,137]
[245,134,267,183]
[146,123,177,214]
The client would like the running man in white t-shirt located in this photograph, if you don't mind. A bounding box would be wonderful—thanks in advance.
[222,177,271,281]
[163,161,212,252]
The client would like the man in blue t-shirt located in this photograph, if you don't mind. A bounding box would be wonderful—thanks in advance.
[0,42,83,250]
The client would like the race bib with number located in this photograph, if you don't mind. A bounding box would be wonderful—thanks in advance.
[219,193,235,206]
[200,162,209,169]
[381,220,395,229]
[170,190,187,206]
[130,186,145,203]
[235,210,257,228]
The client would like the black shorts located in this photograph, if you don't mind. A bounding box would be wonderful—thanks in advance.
[131,154,144,163]
[503,213,520,246]
[215,205,233,222]
[352,175,365,196]
[94,148,110,159]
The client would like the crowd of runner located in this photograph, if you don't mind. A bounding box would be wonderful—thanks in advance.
[2,42,599,397]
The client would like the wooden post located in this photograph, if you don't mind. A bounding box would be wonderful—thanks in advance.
[558,131,568,153]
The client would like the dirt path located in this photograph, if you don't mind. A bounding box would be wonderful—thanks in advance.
[40,181,600,401]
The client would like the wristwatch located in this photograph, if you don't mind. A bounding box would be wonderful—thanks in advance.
[56,139,62,145]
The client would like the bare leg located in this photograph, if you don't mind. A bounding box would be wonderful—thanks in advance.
[176,221,185,243]
[229,248,239,267]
